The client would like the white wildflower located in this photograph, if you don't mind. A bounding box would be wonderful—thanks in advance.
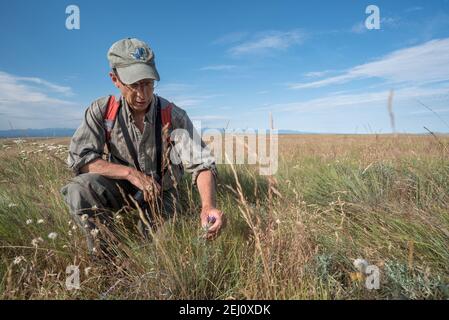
[68,230,72,236]
[37,219,44,224]
[13,256,26,265]
[90,229,99,237]
[353,258,369,273]
[84,267,92,276]
[38,185,44,189]
[275,219,281,224]
[72,225,77,230]
[115,214,122,220]
[48,232,58,240]
[91,205,98,210]
[8,203,18,208]
[26,219,33,225]
[81,214,89,221]
[31,237,44,247]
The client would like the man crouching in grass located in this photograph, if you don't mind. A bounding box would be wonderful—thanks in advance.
[61,38,224,258]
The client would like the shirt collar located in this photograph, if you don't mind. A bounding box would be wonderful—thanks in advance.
[121,94,157,124]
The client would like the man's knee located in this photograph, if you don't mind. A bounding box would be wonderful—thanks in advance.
[61,173,117,213]
[63,173,135,216]
[63,173,109,193]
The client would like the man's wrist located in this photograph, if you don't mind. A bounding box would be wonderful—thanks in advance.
[201,204,215,212]
[125,167,136,181]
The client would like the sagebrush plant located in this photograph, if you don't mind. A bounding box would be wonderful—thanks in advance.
[0,135,448,299]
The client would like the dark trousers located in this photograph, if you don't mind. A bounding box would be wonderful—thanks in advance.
[61,173,180,254]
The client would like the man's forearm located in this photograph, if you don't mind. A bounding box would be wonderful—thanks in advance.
[196,170,216,209]
[80,158,132,180]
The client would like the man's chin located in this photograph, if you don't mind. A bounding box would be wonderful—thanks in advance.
[133,101,149,109]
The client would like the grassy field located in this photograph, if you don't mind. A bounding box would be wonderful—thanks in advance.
[0,134,448,299]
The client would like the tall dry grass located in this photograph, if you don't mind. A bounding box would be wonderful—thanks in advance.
[0,135,448,299]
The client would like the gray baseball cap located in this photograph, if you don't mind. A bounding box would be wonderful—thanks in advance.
[107,38,160,84]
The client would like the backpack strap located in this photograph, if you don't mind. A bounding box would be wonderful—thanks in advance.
[103,95,174,184]
[161,103,173,130]
[155,99,174,183]
[104,95,121,142]
[104,95,173,142]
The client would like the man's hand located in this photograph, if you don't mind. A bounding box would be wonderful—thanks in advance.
[127,168,161,202]
[201,207,225,239]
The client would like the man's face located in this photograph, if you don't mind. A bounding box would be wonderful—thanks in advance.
[110,71,155,113]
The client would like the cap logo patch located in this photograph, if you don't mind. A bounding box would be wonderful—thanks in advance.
[130,47,148,61]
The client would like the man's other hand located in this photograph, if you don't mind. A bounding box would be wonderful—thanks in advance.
[201,207,225,240]
[127,168,161,202]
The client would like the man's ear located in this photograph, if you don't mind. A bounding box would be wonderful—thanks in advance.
[109,71,120,89]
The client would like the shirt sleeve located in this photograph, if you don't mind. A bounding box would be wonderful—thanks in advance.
[67,98,108,175]
[171,106,218,186]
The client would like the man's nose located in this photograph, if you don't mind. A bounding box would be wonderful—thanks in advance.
[136,85,148,97]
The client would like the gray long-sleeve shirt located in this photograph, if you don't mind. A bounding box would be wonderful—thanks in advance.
[67,94,217,190]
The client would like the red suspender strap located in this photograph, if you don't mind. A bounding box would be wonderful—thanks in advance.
[161,103,173,144]
[161,103,173,129]
[104,97,171,142]
[104,95,120,142]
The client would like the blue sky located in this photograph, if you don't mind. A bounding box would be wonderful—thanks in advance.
[1,0,449,133]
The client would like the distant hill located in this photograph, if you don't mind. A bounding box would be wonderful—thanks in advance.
[0,128,76,138]
[0,128,314,138]
[2,128,442,138]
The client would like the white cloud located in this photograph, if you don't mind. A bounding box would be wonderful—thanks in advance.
[200,65,237,71]
[263,86,449,113]
[351,22,367,34]
[303,70,335,78]
[0,71,81,129]
[405,6,423,13]
[382,17,400,28]
[15,76,73,96]
[175,98,208,108]
[156,82,221,109]
[0,71,75,105]
[410,107,449,115]
[156,83,195,94]
[229,30,306,56]
[290,38,449,89]
[351,17,400,34]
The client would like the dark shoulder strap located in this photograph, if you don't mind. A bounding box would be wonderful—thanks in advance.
[115,97,169,184]
[117,106,142,172]
[155,97,162,183]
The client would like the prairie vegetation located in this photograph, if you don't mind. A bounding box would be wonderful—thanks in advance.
[0,134,448,299]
